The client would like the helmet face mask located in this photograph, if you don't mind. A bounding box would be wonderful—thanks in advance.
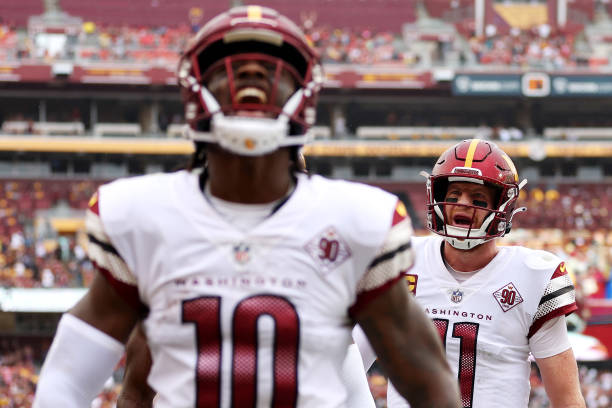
[202,54,302,121]
[425,139,525,250]
[178,6,322,156]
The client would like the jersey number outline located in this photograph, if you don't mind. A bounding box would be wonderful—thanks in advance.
[432,319,479,408]
[182,294,300,408]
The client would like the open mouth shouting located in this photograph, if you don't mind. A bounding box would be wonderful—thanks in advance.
[235,87,268,104]
[452,213,474,227]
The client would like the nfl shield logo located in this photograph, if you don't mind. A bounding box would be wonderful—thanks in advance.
[233,242,251,264]
[450,289,463,303]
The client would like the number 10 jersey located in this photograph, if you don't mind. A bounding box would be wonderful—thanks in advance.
[86,170,415,408]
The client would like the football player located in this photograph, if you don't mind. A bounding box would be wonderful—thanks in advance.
[116,322,376,408]
[354,139,585,408]
[33,6,459,408]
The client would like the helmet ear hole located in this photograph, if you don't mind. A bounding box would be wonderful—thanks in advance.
[195,118,211,132]
[289,121,305,136]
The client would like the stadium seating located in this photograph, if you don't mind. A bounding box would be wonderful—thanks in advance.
[1,121,85,136]
[356,126,482,140]
[249,0,415,32]
[93,123,142,137]
[544,127,612,141]
[56,0,415,31]
[1,0,44,26]
[59,0,227,27]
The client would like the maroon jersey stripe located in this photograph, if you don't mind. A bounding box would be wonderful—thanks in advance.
[391,200,407,227]
[94,261,148,315]
[348,274,404,318]
[528,303,578,338]
[550,262,568,280]
[88,191,100,215]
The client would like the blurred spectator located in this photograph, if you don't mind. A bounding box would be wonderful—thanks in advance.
[529,364,612,408]
[0,179,610,295]
[0,16,593,70]
[472,25,575,69]
[0,346,123,408]
[0,347,36,408]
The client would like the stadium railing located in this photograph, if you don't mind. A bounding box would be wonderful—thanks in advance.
[1,121,85,136]
[356,126,483,140]
[544,127,612,140]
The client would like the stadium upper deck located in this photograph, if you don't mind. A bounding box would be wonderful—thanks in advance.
[2,0,612,70]
[5,0,416,31]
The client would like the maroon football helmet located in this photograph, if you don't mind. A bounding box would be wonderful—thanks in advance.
[424,139,526,249]
[177,5,323,156]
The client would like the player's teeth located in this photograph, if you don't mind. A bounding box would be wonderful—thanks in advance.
[236,88,267,103]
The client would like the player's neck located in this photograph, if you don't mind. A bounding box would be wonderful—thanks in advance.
[442,240,499,272]
[206,146,294,204]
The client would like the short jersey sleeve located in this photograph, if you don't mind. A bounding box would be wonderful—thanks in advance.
[348,200,415,317]
[528,315,571,359]
[86,191,146,314]
[528,261,578,338]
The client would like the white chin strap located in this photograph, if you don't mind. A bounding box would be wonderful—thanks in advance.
[434,205,495,250]
[185,87,311,156]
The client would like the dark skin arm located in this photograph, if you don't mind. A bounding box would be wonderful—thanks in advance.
[70,272,139,343]
[70,273,154,407]
[117,323,156,408]
[355,279,461,408]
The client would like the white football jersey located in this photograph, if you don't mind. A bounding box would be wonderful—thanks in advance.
[85,170,415,408]
[386,235,577,408]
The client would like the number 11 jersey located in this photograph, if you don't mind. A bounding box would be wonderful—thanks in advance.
[387,235,577,408]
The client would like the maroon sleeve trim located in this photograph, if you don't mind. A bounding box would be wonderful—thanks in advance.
[94,261,149,317]
[550,262,567,280]
[348,274,404,319]
[391,200,408,227]
[88,191,100,215]
[527,303,577,339]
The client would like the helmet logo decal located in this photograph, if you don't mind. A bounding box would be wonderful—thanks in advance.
[244,138,256,150]
[463,138,481,167]
[451,167,482,177]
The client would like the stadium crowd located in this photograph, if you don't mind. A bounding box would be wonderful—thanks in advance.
[471,26,576,69]
[0,346,122,408]
[529,365,612,408]
[362,362,612,408]
[0,346,36,408]
[0,18,595,68]
[0,20,407,66]
[1,179,611,301]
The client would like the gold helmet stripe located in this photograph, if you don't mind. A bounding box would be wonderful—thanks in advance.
[247,5,263,20]
[464,138,481,168]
